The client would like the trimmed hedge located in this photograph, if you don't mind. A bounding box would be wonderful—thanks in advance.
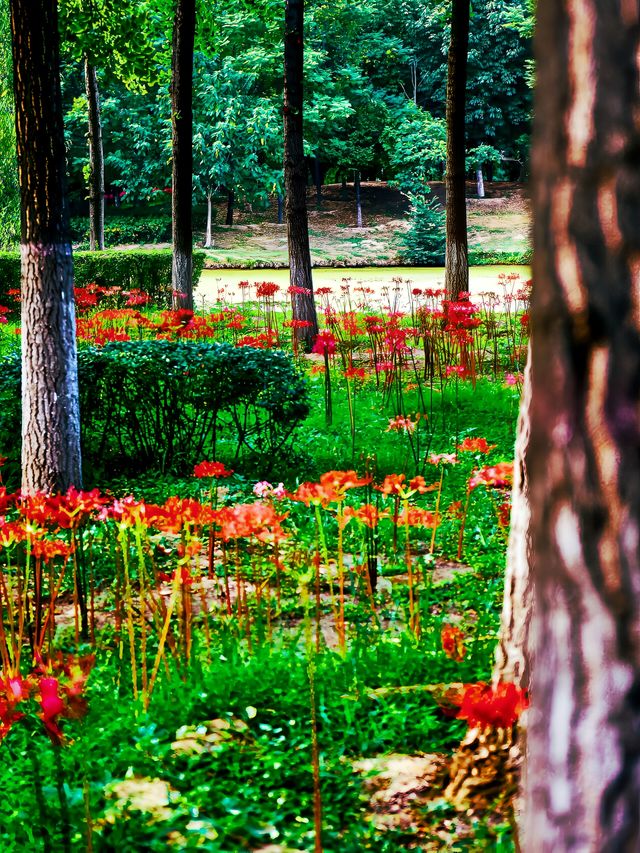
[0,248,206,307]
[0,341,310,485]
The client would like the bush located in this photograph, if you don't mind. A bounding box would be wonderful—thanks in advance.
[70,215,172,247]
[0,248,206,307]
[0,341,310,484]
[401,190,446,266]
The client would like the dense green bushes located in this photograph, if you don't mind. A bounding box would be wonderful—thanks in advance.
[0,248,206,306]
[70,215,172,247]
[0,341,309,484]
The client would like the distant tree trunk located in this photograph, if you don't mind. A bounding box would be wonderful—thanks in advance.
[84,56,104,251]
[341,174,348,199]
[354,170,363,228]
[170,0,195,311]
[524,1,640,847]
[444,0,470,299]
[476,165,485,199]
[204,189,213,248]
[10,0,82,494]
[225,188,234,226]
[277,193,284,224]
[284,0,318,350]
[314,153,322,207]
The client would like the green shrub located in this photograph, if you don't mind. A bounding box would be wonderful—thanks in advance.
[0,248,206,307]
[0,341,310,484]
[70,215,172,247]
[401,190,446,266]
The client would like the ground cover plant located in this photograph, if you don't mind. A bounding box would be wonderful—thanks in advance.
[0,274,529,850]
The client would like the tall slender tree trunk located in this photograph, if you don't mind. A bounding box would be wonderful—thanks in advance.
[170,0,195,311]
[476,164,485,199]
[225,187,234,226]
[284,0,318,351]
[444,0,470,300]
[204,190,213,248]
[525,1,640,847]
[10,0,82,494]
[354,169,363,228]
[84,56,104,251]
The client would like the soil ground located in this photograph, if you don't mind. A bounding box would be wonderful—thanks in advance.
[201,181,530,269]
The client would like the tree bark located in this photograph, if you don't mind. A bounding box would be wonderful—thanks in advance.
[84,56,104,251]
[525,1,640,847]
[355,169,363,228]
[204,190,213,248]
[494,347,532,689]
[225,187,234,226]
[476,164,485,199]
[444,0,470,300]
[170,0,195,311]
[284,0,318,351]
[10,0,82,494]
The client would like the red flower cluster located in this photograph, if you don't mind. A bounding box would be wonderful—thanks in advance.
[457,436,496,454]
[193,460,234,479]
[468,462,514,491]
[441,624,466,661]
[455,681,528,730]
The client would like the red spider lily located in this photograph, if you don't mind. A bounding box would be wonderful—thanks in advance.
[236,332,279,348]
[35,654,93,743]
[284,319,313,329]
[342,504,389,528]
[0,676,30,740]
[289,481,337,507]
[445,365,471,379]
[0,487,17,514]
[457,437,496,454]
[256,282,280,298]
[377,473,430,499]
[155,497,217,534]
[441,624,466,661]
[395,507,438,527]
[497,499,512,527]
[310,364,326,375]
[0,520,28,548]
[319,470,371,496]
[74,287,99,310]
[343,366,366,380]
[20,487,108,530]
[158,566,195,586]
[312,331,337,356]
[288,286,311,296]
[468,462,514,491]
[30,538,74,561]
[315,287,333,296]
[193,461,234,479]
[428,452,458,466]
[215,502,288,543]
[455,682,529,730]
[124,289,151,306]
[386,414,419,434]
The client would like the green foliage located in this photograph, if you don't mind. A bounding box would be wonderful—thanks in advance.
[0,340,310,483]
[0,249,206,306]
[401,190,446,266]
[70,215,172,247]
[0,0,18,249]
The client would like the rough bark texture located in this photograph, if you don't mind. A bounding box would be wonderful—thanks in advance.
[284,0,318,350]
[10,0,82,493]
[525,1,640,847]
[444,0,470,300]
[84,57,104,251]
[494,348,532,689]
[171,0,195,311]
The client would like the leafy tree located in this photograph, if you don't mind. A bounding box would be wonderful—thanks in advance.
[10,0,82,492]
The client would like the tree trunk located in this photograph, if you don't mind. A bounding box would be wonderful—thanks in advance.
[84,57,104,251]
[524,1,640,847]
[476,165,485,199]
[284,0,318,351]
[355,169,363,228]
[494,347,532,689]
[314,153,322,207]
[204,190,213,248]
[170,0,195,311]
[444,0,470,300]
[225,187,234,226]
[10,0,82,494]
